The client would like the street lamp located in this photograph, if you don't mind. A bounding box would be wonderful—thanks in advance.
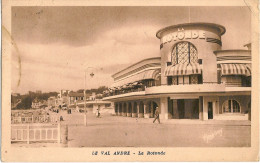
[84,67,95,126]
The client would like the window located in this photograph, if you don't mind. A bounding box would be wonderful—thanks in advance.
[172,42,198,65]
[242,76,251,87]
[172,77,178,85]
[167,77,172,85]
[217,70,221,84]
[190,75,198,84]
[145,80,155,87]
[171,75,200,85]
[222,99,241,113]
[155,76,161,86]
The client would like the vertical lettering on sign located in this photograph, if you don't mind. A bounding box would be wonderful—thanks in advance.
[199,31,206,39]
[161,30,206,45]
[167,34,172,43]
[172,32,178,41]
[185,30,191,39]
[192,31,199,39]
[177,31,185,40]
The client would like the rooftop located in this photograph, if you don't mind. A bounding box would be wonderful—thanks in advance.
[156,22,226,39]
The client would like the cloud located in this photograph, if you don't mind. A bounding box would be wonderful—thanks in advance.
[12,24,161,94]
[104,25,159,45]
[11,6,251,94]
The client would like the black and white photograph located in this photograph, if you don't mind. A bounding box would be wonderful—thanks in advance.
[2,0,259,162]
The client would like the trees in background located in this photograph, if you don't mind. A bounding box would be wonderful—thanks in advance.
[12,92,58,110]
[76,86,108,94]
[11,86,108,110]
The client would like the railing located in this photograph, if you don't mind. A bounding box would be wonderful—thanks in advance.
[11,123,61,144]
[103,81,251,97]
[146,82,223,88]
[103,87,145,97]
[11,115,59,124]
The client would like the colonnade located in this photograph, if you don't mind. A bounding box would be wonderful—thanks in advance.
[114,100,159,119]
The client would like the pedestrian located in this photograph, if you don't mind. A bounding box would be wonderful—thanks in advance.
[97,109,101,118]
[153,107,160,124]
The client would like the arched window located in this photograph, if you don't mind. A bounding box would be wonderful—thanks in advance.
[222,99,241,113]
[172,42,198,65]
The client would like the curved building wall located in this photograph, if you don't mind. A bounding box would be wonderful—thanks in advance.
[156,23,226,85]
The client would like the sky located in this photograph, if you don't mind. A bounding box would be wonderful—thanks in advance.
[11,6,251,94]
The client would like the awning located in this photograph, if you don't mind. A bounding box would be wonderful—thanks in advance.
[111,68,160,87]
[220,63,251,76]
[164,63,202,76]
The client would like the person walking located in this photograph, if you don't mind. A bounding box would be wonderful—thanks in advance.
[153,107,160,124]
[96,108,101,118]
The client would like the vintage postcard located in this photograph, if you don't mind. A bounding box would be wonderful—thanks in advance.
[1,0,259,162]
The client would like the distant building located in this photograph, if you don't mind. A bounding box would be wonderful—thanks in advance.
[68,92,84,105]
[75,99,113,114]
[31,98,42,109]
[89,92,96,101]
[58,90,70,98]
[55,89,71,107]
[47,96,56,108]
[96,93,103,99]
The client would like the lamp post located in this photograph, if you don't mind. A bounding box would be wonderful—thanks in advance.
[84,67,95,126]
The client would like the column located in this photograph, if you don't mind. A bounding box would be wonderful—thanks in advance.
[123,103,127,117]
[150,102,154,118]
[168,97,173,119]
[117,103,120,116]
[144,102,149,118]
[137,102,140,118]
[138,102,144,118]
[202,96,208,120]
[199,96,203,120]
[119,103,122,116]
[127,103,132,117]
[160,97,168,120]
[132,102,135,118]
[114,103,117,116]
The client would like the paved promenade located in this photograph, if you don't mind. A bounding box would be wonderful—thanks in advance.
[60,111,251,147]
[11,110,251,147]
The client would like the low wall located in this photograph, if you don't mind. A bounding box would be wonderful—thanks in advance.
[214,114,249,120]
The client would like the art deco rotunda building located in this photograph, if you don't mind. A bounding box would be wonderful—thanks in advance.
[103,22,251,121]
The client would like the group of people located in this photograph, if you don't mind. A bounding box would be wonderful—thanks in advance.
[53,106,160,123]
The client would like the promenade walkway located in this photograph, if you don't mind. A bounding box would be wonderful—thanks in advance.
[12,110,251,147]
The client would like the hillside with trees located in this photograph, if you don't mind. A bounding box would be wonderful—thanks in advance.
[11,92,58,110]
[11,86,108,110]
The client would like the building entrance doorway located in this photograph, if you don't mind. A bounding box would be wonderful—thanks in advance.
[208,102,213,119]
[170,99,199,119]
[177,99,185,119]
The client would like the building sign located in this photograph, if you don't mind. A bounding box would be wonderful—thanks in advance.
[161,28,206,44]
